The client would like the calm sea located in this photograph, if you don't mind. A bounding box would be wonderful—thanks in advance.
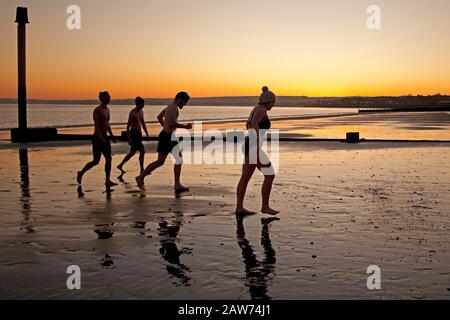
[0,104,356,130]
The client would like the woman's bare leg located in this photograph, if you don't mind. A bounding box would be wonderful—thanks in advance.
[258,149,279,215]
[260,174,279,215]
[235,164,257,215]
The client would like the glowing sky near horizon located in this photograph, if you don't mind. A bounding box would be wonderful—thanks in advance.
[0,0,449,99]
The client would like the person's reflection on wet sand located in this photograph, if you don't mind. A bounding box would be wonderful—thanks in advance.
[19,148,34,234]
[76,185,114,199]
[105,185,113,200]
[236,215,279,300]
[158,212,191,286]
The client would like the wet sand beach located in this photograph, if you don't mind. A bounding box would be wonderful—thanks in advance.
[0,134,450,299]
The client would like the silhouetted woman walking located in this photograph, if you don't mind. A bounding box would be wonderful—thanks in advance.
[235,86,279,216]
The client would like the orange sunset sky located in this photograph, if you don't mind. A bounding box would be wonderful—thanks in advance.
[0,0,450,99]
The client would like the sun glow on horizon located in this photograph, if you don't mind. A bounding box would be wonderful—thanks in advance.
[0,0,449,99]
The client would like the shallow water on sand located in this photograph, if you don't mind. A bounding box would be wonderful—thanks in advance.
[0,104,356,130]
[278,111,450,140]
[0,141,450,299]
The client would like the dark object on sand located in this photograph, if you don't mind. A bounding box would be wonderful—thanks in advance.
[100,254,114,267]
[131,221,146,229]
[11,127,58,143]
[346,132,360,143]
[94,228,114,239]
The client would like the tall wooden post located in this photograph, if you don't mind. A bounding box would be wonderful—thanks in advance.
[15,7,29,130]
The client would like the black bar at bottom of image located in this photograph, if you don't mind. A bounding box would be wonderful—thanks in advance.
[0,300,448,319]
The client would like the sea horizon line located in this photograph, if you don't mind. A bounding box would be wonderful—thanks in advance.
[0,94,448,106]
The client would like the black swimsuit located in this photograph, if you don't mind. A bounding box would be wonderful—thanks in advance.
[243,110,271,155]
[258,116,271,130]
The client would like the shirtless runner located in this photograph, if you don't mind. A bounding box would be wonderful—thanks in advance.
[77,91,118,187]
[117,96,149,174]
[135,92,192,192]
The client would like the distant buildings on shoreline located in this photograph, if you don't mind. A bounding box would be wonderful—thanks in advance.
[312,94,450,111]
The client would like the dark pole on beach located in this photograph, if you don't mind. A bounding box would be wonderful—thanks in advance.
[11,7,57,143]
[15,7,29,130]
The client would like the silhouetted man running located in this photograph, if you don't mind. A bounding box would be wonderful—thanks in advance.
[77,91,118,187]
[117,96,149,174]
[135,92,192,191]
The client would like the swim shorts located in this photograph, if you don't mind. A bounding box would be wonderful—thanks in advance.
[129,128,144,152]
[92,135,112,159]
[157,130,179,155]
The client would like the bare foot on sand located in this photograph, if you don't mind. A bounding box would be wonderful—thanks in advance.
[76,171,83,184]
[262,217,280,225]
[261,207,280,215]
[77,185,84,198]
[235,208,257,216]
[136,176,145,190]
[117,165,126,174]
[105,181,118,187]
[174,185,190,193]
